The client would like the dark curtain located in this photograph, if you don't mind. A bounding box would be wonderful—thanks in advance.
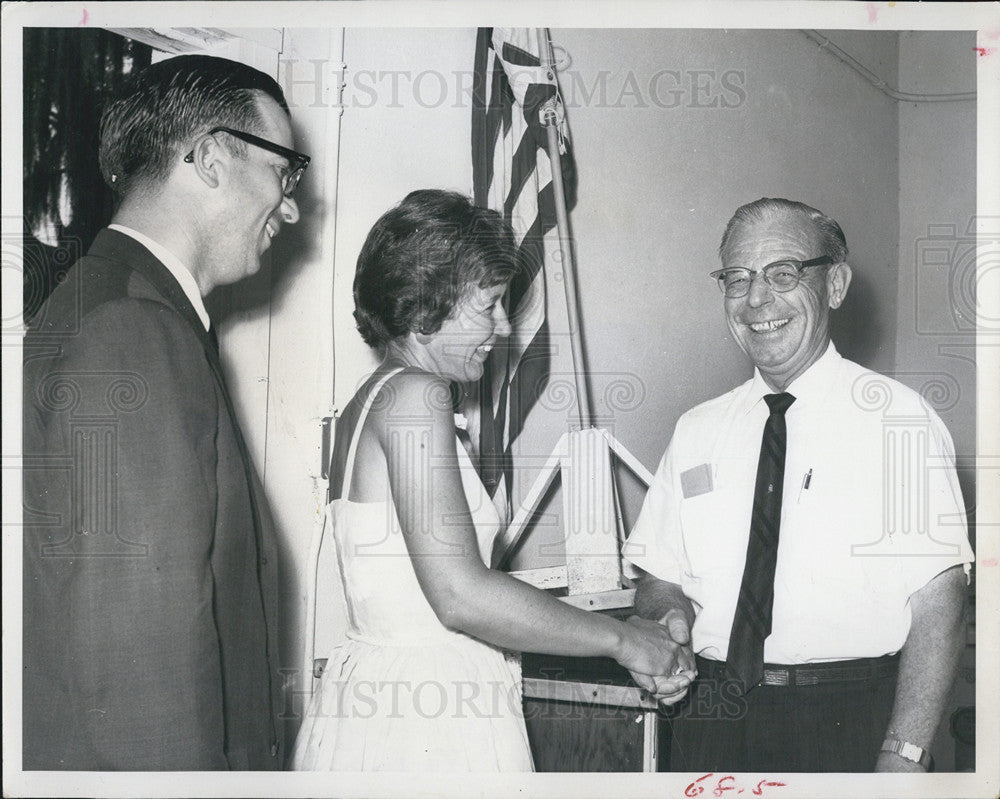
[22,28,152,321]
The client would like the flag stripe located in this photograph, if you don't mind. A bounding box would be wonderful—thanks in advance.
[503,157,540,230]
[508,213,545,306]
[472,30,502,207]
[501,41,541,67]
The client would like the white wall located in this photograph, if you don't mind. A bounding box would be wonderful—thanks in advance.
[895,30,977,512]
[895,30,977,773]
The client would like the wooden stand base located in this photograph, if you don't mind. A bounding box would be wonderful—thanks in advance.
[522,652,660,771]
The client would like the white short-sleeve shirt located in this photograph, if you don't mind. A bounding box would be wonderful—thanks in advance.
[623,344,974,664]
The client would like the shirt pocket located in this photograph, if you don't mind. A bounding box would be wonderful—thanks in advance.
[678,486,749,577]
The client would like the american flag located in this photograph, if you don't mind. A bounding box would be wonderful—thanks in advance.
[466,27,575,521]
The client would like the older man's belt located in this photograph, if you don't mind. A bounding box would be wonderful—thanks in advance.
[695,653,899,687]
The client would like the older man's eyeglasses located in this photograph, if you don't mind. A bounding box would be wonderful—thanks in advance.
[710,256,833,299]
[183,126,311,198]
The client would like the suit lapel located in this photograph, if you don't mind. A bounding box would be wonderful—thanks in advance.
[87,228,265,532]
[89,231,237,430]
[88,229,212,351]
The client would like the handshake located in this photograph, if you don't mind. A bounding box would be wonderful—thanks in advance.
[620,609,697,706]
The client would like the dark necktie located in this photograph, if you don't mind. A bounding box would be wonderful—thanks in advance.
[726,391,796,693]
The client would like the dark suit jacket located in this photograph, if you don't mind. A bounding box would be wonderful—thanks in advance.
[23,228,283,770]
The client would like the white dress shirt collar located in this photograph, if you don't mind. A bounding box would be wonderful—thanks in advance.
[108,224,211,331]
[738,341,841,413]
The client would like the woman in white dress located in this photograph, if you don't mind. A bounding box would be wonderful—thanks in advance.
[290,190,693,771]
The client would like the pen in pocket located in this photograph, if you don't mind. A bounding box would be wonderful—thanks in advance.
[798,469,813,503]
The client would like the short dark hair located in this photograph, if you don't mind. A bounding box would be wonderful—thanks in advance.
[720,197,848,263]
[98,54,289,197]
[353,190,517,349]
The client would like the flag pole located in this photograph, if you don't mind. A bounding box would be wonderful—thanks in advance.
[539,29,591,430]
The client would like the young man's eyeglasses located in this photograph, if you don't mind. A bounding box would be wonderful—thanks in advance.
[710,256,833,299]
[183,126,311,198]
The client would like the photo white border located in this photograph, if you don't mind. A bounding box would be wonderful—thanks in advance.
[3,2,998,797]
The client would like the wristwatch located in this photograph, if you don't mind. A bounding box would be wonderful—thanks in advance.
[881,738,934,771]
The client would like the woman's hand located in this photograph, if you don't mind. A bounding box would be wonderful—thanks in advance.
[619,613,697,705]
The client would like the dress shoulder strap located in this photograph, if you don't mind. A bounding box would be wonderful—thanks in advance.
[341,367,406,501]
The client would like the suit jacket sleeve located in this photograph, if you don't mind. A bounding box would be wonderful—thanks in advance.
[24,298,229,769]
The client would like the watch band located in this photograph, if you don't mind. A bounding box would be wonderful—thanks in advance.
[881,738,934,771]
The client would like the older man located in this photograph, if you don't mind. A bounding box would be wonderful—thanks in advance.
[624,198,973,772]
[23,55,308,770]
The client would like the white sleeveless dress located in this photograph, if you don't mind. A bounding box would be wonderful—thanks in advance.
[289,369,534,771]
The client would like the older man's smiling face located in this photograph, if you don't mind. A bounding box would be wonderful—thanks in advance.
[721,212,851,391]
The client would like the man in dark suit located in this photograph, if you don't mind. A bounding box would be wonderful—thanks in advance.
[22,55,309,770]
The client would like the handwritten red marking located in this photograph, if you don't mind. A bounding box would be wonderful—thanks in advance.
[685,773,714,797]
[686,774,786,798]
[79,8,88,25]
[981,557,998,567]
[975,47,995,58]
[867,3,878,23]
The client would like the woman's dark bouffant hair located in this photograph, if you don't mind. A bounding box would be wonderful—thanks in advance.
[353,190,517,349]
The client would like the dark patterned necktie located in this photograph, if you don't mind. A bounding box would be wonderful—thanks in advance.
[726,391,796,694]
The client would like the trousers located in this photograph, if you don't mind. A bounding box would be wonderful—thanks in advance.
[661,656,898,772]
